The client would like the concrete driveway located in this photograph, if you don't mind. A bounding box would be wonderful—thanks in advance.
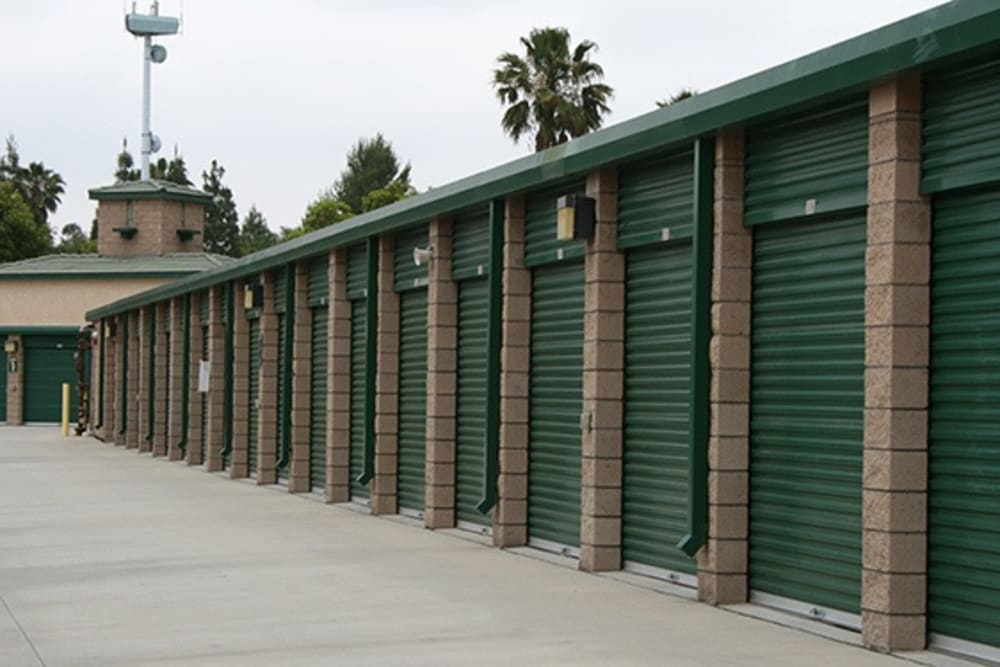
[0,427,911,666]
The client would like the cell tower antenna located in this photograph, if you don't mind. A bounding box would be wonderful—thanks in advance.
[124,1,180,180]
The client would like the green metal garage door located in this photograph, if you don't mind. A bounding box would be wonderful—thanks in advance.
[248,318,261,476]
[24,334,78,423]
[1,356,6,422]
[749,215,865,618]
[397,289,428,513]
[310,308,328,492]
[350,299,368,500]
[529,259,585,549]
[200,327,208,465]
[456,277,489,526]
[622,243,694,576]
[928,189,1000,650]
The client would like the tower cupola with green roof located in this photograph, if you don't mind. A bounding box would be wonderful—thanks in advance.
[88,179,211,257]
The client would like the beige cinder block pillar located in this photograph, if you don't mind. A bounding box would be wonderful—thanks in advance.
[90,327,100,435]
[205,285,227,472]
[5,334,24,425]
[698,128,751,605]
[257,272,280,485]
[125,310,140,450]
[289,262,313,493]
[580,168,624,572]
[494,194,529,548]
[327,248,352,502]
[861,75,930,653]
[186,296,204,466]
[102,321,117,441]
[372,235,400,515]
[230,280,250,478]
[114,314,128,446]
[151,301,169,457]
[425,216,458,529]
[166,297,184,461]
[136,308,152,453]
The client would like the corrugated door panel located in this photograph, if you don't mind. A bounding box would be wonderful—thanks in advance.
[750,214,865,614]
[349,300,369,499]
[308,255,330,305]
[456,278,489,526]
[310,308,328,491]
[745,98,868,225]
[163,331,170,448]
[23,335,77,422]
[0,355,6,421]
[525,181,587,267]
[452,208,491,281]
[923,55,1000,194]
[618,150,694,248]
[248,319,261,475]
[622,243,694,574]
[395,226,429,292]
[529,259,584,547]
[200,326,208,464]
[928,189,1000,647]
[346,244,368,301]
[397,289,428,511]
[199,290,209,325]
[274,269,288,314]
[276,312,288,480]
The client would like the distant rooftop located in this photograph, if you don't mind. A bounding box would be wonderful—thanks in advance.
[0,252,235,279]
[88,179,212,204]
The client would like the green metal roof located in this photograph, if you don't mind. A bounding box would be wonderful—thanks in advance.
[86,0,1000,321]
[88,179,212,204]
[0,253,235,280]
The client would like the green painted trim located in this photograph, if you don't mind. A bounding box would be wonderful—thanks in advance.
[89,190,211,206]
[476,199,504,514]
[276,265,295,473]
[221,282,235,462]
[145,306,156,443]
[118,315,129,435]
[0,271,214,281]
[0,326,81,335]
[178,294,191,456]
[95,319,105,430]
[357,238,378,486]
[678,138,714,558]
[921,171,1000,195]
[85,2,1000,322]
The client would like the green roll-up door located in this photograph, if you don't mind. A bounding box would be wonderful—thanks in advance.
[310,308,328,491]
[452,207,491,281]
[248,318,261,476]
[622,243,694,575]
[749,214,865,617]
[200,326,208,464]
[23,334,78,422]
[308,255,329,304]
[0,355,7,422]
[529,259,584,548]
[397,289,427,512]
[928,189,1000,649]
[349,299,369,499]
[276,311,288,481]
[456,278,489,526]
[199,290,209,324]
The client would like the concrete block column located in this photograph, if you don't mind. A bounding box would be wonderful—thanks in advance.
[861,75,930,653]
[581,168,624,573]
[373,234,400,515]
[230,280,250,478]
[136,308,152,453]
[698,128,751,606]
[89,328,101,436]
[185,296,205,466]
[151,301,169,457]
[102,322,116,441]
[257,272,280,484]
[425,216,458,529]
[166,298,184,461]
[289,262,313,493]
[327,248,352,502]
[114,314,128,446]
[4,334,24,425]
[125,310,140,450]
[205,286,227,472]
[494,194,529,548]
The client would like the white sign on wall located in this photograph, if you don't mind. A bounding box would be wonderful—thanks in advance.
[198,360,210,393]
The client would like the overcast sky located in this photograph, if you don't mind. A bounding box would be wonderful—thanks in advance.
[2,0,945,238]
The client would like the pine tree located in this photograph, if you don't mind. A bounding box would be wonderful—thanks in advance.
[237,205,277,256]
[201,160,240,256]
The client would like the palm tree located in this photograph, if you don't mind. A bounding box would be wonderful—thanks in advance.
[21,161,65,226]
[493,27,613,152]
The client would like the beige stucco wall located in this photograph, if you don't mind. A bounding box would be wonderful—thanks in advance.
[0,278,176,327]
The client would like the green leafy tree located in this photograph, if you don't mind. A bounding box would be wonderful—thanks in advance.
[201,160,240,256]
[656,89,697,108]
[361,179,417,213]
[55,223,96,254]
[238,205,278,256]
[493,27,613,151]
[114,138,140,183]
[302,197,354,233]
[149,149,192,186]
[0,182,51,262]
[0,135,65,226]
[333,134,412,213]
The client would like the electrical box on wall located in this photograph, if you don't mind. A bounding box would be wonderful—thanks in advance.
[556,194,596,241]
[244,282,263,310]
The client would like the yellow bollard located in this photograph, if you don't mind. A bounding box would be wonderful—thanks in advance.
[61,383,70,437]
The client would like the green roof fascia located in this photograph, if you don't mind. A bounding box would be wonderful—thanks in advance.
[85,0,1000,321]
[88,181,212,205]
[0,325,82,336]
[0,270,211,280]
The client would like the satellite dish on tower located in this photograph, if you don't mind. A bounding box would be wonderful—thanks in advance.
[150,134,162,154]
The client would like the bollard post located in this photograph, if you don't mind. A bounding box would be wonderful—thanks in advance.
[61,383,70,437]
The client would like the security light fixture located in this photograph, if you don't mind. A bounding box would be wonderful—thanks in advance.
[412,246,434,267]
[244,282,264,310]
[556,194,596,241]
[4,341,17,354]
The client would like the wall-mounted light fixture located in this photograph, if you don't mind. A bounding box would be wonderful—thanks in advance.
[244,282,264,309]
[412,245,434,267]
[556,194,596,241]
[3,340,18,354]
